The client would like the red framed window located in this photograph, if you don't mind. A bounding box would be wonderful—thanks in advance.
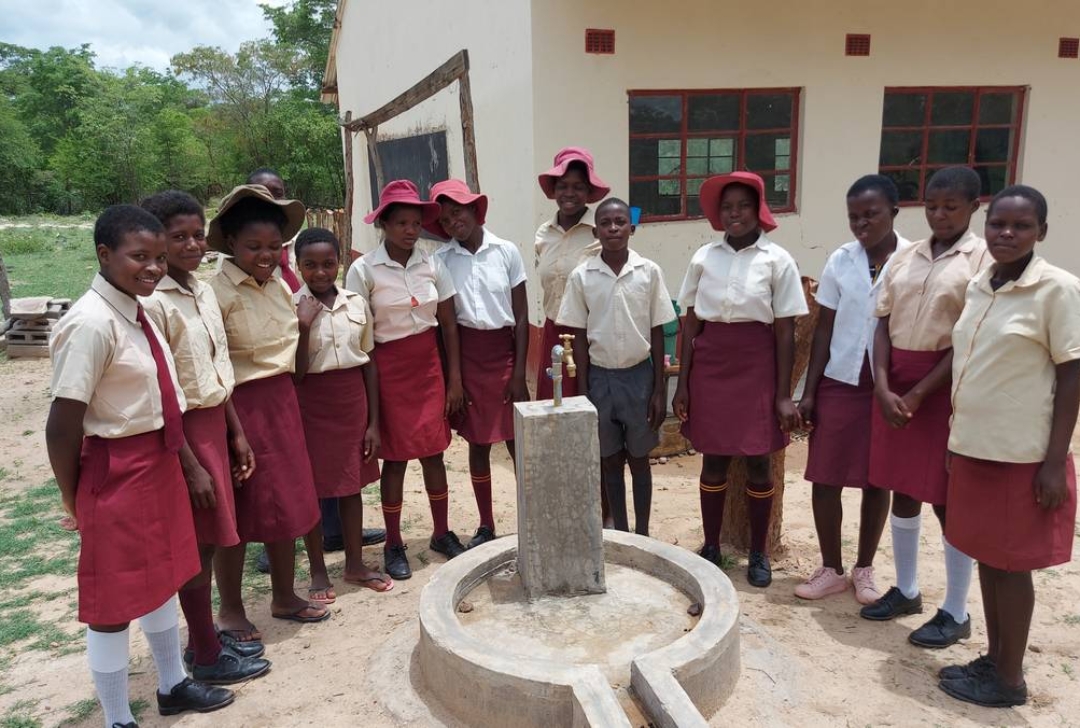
[628,88,800,222]
[878,86,1026,203]
[585,29,615,54]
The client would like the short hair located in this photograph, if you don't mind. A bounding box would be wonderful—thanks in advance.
[595,197,631,216]
[847,174,900,207]
[988,184,1048,226]
[721,182,760,207]
[295,227,340,259]
[925,166,982,202]
[218,197,288,240]
[246,167,282,184]
[375,202,424,228]
[94,205,164,250]
[139,190,205,227]
[561,160,594,188]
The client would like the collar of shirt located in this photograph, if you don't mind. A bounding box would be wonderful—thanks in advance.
[368,242,429,270]
[155,274,197,298]
[540,207,596,235]
[839,234,913,278]
[443,228,495,257]
[975,254,1047,294]
[296,283,353,312]
[91,273,139,323]
[713,232,773,255]
[914,229,980,262]
[585,248,647,279]
[221,258,281,288]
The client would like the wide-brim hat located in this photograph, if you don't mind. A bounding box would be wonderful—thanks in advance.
[538,146,610,203]
[364,179,441,226]
[424,179,489,239]
[207,184,306,253]
[698,172,778,233]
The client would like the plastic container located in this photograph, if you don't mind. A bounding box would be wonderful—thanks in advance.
[630,206,642,226]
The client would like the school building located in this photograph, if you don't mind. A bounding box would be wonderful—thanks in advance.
[322,0,1080,311]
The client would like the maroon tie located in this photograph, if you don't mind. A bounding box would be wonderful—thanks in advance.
[279,248,301,293]
[136,306,185,453]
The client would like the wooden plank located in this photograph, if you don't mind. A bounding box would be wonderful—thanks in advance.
[366,126,385,197]
[342,110,355,266]
[341,50,468,133]
[458,65,480,193]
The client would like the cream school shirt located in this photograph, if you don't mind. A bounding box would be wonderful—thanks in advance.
[293,285,374,374]
[535,208,601,322]
[141,275,235,410]
[345,243,456,344]
[50,274,187,438]
[557,250,677,370]
[678,234,808,323]
[815,236,911,386]
[950,257,1080,463]
[434,229,527,330]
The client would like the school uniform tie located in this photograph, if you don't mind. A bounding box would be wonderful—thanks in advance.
[279,248,301,293]
[136,306,185,453]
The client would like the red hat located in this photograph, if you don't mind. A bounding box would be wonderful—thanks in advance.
[424,179,489,239]
[699,172,778,233]
[364,180,441,225]
[538,147,610,203]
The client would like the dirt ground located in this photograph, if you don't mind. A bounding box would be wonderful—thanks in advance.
[1,352,1079,728]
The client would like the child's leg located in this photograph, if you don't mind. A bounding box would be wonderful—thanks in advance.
[505,439,516,463]
[601,470,613,528]
[890,493,923,598]
[137,596,188,694]
[986,565,1032,688]
[380,461,407,547]
[266,539,325,618]
[699,454,731,548]
[745,455,774,554]
[627,454,652,536]
[934,504,973,623]
[980,561,1001,664]
[320,497,343,548]
[856,487,890,568]
[468,443,496,531]
[303,522,333,602]
[811,483,844,572]
[339,492,391,589]
[87,622,135,727]
[213,543,258,640]
[602,450,629,531]
[419,453,450,538]
[179,544,222,667]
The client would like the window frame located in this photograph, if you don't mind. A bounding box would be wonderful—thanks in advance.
[878,85,1027,205]
[627,87,801,223]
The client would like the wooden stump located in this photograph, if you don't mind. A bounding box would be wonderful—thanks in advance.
[0,251,11,322]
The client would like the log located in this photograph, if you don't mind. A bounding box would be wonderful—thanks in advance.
[342,111,354,269]
[341,50,469,133]
[457,67,480,193]
[0,250,11,322]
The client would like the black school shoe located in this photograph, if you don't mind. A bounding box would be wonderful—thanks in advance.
[384,544,412,580]
[860,586,924,621]
[698,544,722,567]
[939,671,1027,708]
[254,547,270,574]
[112,723,138,728]
[215,631,265,659]
[747,551,772,587]
[157,677,234,716]
[939,654,995,681]
[363,528,387,546]
[467,526,496,550]
[191,650,272,686]
[430,531,467,559]
[909,608,971,648]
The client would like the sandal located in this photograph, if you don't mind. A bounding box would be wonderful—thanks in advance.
[216,625,263,643]
[343,573,394,593]
[307,586,337,605]
[271,605,331,623]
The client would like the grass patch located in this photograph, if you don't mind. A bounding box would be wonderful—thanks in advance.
[58,698,97,727]
[130,698,149,721]
[1,700,42,728]
[0,223,96,301]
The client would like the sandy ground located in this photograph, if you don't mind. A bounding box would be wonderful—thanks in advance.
[1,352,1079,728]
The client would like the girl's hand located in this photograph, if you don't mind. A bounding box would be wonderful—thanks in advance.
[184,461,216,510]
[296,295,322,330]
[363,428,380,463]
[230,434,256,485]
[900,389,925,419]
[446,380,466,417]
[648,389,666,431]
[775,396,802,433]
[504,374,530,404]
[875,387,912,429]
[1034,459,1069,510]
[672,384,690,422]
[796,396,815,432]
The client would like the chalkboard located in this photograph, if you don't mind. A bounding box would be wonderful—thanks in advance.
[368,130,449,208]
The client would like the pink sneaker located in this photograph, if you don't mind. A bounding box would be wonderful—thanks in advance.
[794,566,849,600]
[852,566,881,605]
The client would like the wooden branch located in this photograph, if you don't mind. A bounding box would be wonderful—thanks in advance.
[365,126,385,196]
[0,251,11,322]
[458,68,480,193]
[342,50,469,132]
[342,110,355,269]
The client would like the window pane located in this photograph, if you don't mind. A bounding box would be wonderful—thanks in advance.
[709,157,734,174]
[686,157,707,175]
[930,92,974,126]
[688,94,740,131]
[687,177,707,196]
[978,93,1017,125]
[973,165,1008,196]
[975,128,1013,164]
[630,138,683,177]
[629,95,682,134]
[882,93,926,127]
[881,169,921,202]
[879,130,922,166]
[757,173,791,209]
[746,133,790,171]
[687,138,708,157]
[630,180,681,217]
[927,129,970,164]
[709,138,734,157]
[687,196,702,218]
[746,93,793,130]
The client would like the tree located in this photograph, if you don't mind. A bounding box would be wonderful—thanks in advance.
[260,0,337,93]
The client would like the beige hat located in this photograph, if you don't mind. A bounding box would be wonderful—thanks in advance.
[207,184,306,253]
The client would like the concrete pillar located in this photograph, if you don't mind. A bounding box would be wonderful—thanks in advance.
[514,396,605,599]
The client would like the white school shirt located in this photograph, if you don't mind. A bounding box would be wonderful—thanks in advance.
[433,229,527,330]
[815,236,912,386]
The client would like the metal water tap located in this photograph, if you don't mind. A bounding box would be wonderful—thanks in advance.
[546,333,577,407]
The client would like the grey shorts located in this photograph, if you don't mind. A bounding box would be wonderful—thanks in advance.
[588,359,660,458]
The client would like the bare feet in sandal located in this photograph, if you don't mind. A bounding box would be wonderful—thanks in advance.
[307,584,337,605]
[270,593,330,622]
[343,565,394,593]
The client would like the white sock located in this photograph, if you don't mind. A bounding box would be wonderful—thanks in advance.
[138,596,187,693]
[891,514,921,599]
[86,627,134,727]
[941,535,973,623]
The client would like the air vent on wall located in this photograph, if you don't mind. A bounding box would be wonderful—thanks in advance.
[585,29,615,55]
[845,34,871,56]
[1060,37,1079,59]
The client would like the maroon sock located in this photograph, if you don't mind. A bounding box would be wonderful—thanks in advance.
[699,480,728,548]
[428,489,449,538]
[471,473,494,530]
[747,481,776,554]
[383,502,403,547]
[178,582,221,667]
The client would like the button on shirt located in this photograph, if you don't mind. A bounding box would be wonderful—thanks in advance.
[677,234,809,323]
[815,236,912,386]
[141,275,235,409]
[293,285,375,374]
[557,250,677,370]
[434,229,527,330]
[950,257,1080,463]
[345,244,456,344]
[535,208,601,322]
[209,260,299,385]
[50,274,187,438]
[875,230,991,351]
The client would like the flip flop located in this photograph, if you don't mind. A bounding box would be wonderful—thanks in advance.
[271,605,331,623]
[344,573,394,593]
[217,625,263,643]
[307,586,337,605]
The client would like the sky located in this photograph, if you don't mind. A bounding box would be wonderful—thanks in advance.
[0,0,287,71]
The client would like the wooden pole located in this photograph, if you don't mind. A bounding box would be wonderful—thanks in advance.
[457,58,480,193]
[0,251,11,323]
[365,125,384,198]
[342,110,355,270]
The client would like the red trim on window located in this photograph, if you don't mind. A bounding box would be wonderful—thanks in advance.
[585,29,615,55]
[845,34,871,56]
[1060,37,1079,59]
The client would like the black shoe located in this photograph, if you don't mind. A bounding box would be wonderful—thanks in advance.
[430,531,467,559]
[112,723,138,728]
[157,677,234,716]
[255,547,270,574]
[216,631,265,659]
[191,650,272,685]
[747,551,772,588]
[859,586,924,621]
[939,672,1027,708]
[939,654,995,681]
[909,608,971,649]
[467,526,496,549]
[322,534,345,552]
[383,544,412,580]
[698,544,722,567]
[362,528,387,546]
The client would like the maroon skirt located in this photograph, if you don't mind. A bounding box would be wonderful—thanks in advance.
[453,326,517,445]
[373,328,451,461]
[296,366,381,497]
[805,359,874,488]
[869,348,951,505]
[230,373,320,542]
[535,318,579,401]
[76,430,200,624]
[946,454,1077,571]
[182,405,240,547]
[681,321,787,456]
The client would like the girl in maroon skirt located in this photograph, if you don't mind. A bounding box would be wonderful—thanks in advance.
[673,172,808,588]
[345,180,466,580]
[862,167,991,650]
[293,227,393,592]
[140,191,270,683]
[428,179,529,549]
[795,175,907,605]
[938,185,1080,707]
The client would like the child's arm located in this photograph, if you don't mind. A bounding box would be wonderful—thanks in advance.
[293,295,322,383]
[361,359,381,463]
[872,316,911,428]
[506,282,530,403]
[648,324,666,430]
[1035,360,1080,510]
[224,399,255,484]
[46,398,87,520]
[797,307,836,430]
[672,307,701,423]
[437,298,465,416]
[179,440,216,509]
[773,317,801,432]
[900,349,953,416]
[569,328,589,397]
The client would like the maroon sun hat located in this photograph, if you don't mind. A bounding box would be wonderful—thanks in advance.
[698,171,778,233]
[538,147,610,203]
[424,179,489,239]
[363,180,441,226]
